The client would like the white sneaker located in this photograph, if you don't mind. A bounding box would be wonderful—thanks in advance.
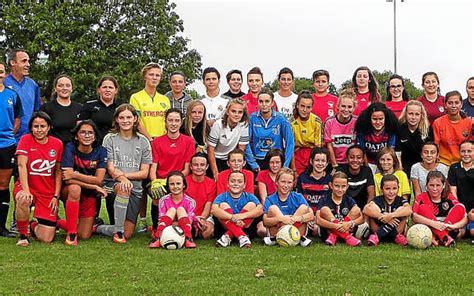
[299,236,312,247]
[263,236,276,246]
[238,235,251,248]
[16,237,30,247]
[216,234,232,247]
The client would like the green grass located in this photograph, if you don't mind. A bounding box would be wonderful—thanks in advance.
[1,231,473,295]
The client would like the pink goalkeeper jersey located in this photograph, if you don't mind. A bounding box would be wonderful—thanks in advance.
[323,115,357,163]
[158,194,196,222]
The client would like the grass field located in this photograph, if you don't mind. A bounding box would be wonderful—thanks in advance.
[1,228,474,295]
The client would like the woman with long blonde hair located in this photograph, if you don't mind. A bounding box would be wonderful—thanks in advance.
[182,100,209,153]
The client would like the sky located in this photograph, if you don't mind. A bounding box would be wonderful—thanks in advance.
[173,0,473,97]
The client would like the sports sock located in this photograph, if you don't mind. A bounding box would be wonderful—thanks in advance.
[151,203,159,230]
[66,200,80,234]
[106,194,115,224]
[56,219,67,231]
[178,217,192,239]
[30,221,38,233]
[417,204,448,240]
[95,196,102,218]
[239,209,253,227]
[376,222,397,239]
[0,189,10,229]
[17,220,28,236]
[331,219,350,239]
[113,195,129,233]
[96,224,115,236]
[222,208,245,238]
[154,215,173,238]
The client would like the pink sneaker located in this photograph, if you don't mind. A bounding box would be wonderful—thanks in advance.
[148,238,161,248]
[394,233,408,246]
[325,232,338,246]
[367,234,379,246]
[443,235,455,248]
[345,235,361,247]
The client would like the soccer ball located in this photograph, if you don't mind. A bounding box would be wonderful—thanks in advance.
[276,225,301,247]
[160,225,185,250]
[407,224,433,249]
[355,222,370,239]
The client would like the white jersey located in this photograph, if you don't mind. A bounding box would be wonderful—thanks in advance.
[273,91,297,122]
[200,93,230,122]
[208,120,249,160]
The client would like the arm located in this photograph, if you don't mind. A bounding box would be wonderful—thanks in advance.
[244,141,259,171]
[64,179,103,192]
[412,178,422,197]
[211,203,233,220]
[367,185,376,204]
[124,163,150,181]
[234,204,263,220]
[207,145,219,180]
[199,201,212,219]
[326,142,338,167]
[389,203,412,219]
[62,168,105,186]
[258,182,268,202]
[412,212,440,229]
[13,118,21,135]
[316,208,339,230]
[17,155,31,194]
[149,163,158,180]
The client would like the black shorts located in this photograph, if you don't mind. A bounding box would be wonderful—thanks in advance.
[0,145,16,169]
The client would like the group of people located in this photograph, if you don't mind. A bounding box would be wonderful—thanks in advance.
[1,48,473,249]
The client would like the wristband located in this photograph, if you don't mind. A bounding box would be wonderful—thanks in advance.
[53,195,59,200]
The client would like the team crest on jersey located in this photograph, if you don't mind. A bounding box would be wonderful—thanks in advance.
[438,106,444,113]
[442,202,449,211]
[341,207,349,216]
[218,105,224,112]
[272,125,281,135]
[48,149,56,157]
[462,130,469,137]
[170,143,176,148]
[89,161,98,169]
[160,103,167,109]
[7,98,13,106]
[328,101,334,108]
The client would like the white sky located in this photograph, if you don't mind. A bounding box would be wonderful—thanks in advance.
[173,0,473,97]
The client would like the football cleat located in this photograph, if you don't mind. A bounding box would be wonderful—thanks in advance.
[263,236,276,246]
[65,233,78,246]
[113,232,126,244]
[238,235,251,248]
[216,234,232,248]
[345,235,361,247]
[148,237,161,249]
[394,233,408,246]
[184,238,196,249]
[16,236,30,247]
[367,234,379,246]
[299,236,312,247]
[325,232,338,246]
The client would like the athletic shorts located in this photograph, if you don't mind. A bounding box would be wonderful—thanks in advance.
[79,195,97,218]
[104,180,142,225]
[192,216,215,238]
[13,183,57,223]
[0,144,16,169]
[466,221,474,230]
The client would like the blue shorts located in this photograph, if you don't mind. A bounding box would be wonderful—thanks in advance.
[466,221,474,230]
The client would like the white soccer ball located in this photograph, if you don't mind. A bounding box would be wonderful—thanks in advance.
[407,224,432,249]
[355,222,370,239]
[160,225,185,250]
[276,225,301,247]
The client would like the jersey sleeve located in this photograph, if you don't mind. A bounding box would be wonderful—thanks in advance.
[397,171,411,196]
[263,197,272,214]
[388,134,396,148]
[366,167,375,186]
[323,119,332,143]
[216,173,226,195]
[129,94,141,117]
[412,194,423,214]
[207,180,217,202]
[347,196,357,209]
[140,137,153,165]
[158,196,170,217]
[207,121,220,148]
[77,102,92,121]
[295,192,309,207]
[103,134,115,163]
[97,146,108,169]
[15,136,30,156]
[282,120,295,168]
[213,192,227,205]
[247,193,261,205]
[184,137,196,163]
[13,93,23,119]
[447,165,458,187]
[34,83,42,111]
[239,125,250,145]
[61,143,75,169]
[314,117,323,146]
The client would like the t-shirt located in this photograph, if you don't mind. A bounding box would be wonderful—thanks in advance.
[40,100,83,144]
[208,120,249,160]
[433,115,472,166]
[461,99,474,136]
[410,162,449,193]
[102,132,152,191]
[223,90,245,99]
[323,115,357,164]
[256,170,277,196]
[337,164,375,209]
[77,100,117,144]
[200,93,229,122]
[374,170,411,197]
[417,95,446,125]
[213,191,260,214]
[164,91,193,116]
[151,133,195,179]
[130,89,170,137]
[185,175,216,216]
[4,74,42,142]
[357,132,396,164]
[158,194,196,221]
[311,93,338,123]
[15,134,63,199]
[448,162,474,212]
[413,192,459,219]
[317,194,357,221]
[273,91,297,122]
[296,172,331,210]
[384,100,407,119]
[216,169,254,195]
[354,92,371,116]
[0,87,23,148]
[372,195,408,220]
[263,191,308,215]
[291,113,323,149]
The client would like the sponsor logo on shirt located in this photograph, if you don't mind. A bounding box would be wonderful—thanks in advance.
[30,159,56,176]
[48,149,56,157]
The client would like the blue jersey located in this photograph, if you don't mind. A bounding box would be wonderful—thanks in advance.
[213,191,260,214]
[245,110,294,169]
[0,87,23,148]
[461,99,474,136]
[3,74,41,142]
[264,191,308,215]
[372,195,408,214]
[318,194,357,221]
[296,172,331,210]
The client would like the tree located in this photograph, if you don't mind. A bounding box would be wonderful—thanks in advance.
[0,1,202,103]
[268,77,338,95]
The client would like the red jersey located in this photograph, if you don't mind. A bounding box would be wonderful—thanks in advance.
[185,175,216,216]
[311,93,338,123]
[433,115,472,166]
[417,95,445,124]
[151,133,195,179]
[256,170,277,196]
[216,168,254,195]
[242,92,277,115]
[413,192,459,218]
[385,100,407,119]
[15,134,63,198]
[354,92,370,116]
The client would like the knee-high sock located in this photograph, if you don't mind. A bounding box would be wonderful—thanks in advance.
[331,217,352,239]
[239,209,253,227]
[178,217,192,239]
[221,208,245,238]
[153,215,172,239]
[0,189,10,229]
[66,200,80,234]
[95,196,102,218]
[17,219,29,236]
[445,204,466,225]
[96,224,116,237]
[56,219,67,231]
[106,193,115,225]
[114,195,129,233]
[151,203,159,230]
[376,220,398,239]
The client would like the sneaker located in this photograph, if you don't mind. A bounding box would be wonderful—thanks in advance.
[299,236,312,247]
[92,217,104,233]
[113,232,126,244]
[16,236,30,247]
[432,236,439,247]
[325,232,338,246]
[216,234,232,247]
[148,237,161,248]
[238,235,251,248]
[136,219,148,233]
[0,227,16,238]
[345,235,361,247]
[184,238,197,249]
[394,233,408,246]
[367,234,379,246]
[65,233,78,246]
[443,235,456,248]
[263,236,276,246]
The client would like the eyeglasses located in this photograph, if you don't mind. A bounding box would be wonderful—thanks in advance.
[79,131,95,136]
[389,85,403,89]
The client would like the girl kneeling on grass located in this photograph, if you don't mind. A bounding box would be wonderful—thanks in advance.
[412,170,467,247]
[263,168,314,247]
[363,174,412,246]
[212,170,263,248]
[316,171,364,247]
[149,171,197,249]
